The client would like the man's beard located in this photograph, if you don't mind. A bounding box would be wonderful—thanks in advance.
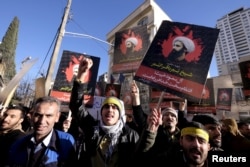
[163,122,174,129]
[210,138,222,148]
[167,48,186,61]
[126,46,135,55]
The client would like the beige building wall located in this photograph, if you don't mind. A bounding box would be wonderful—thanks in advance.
[212,55,250,121]
[105,0,172,113]
[106,0,172,78]
[212,72,250,121]
[104,0,250,121]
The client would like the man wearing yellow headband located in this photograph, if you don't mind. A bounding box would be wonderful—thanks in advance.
[137,108,210,167]
[180,121,210,167]
[192,114,223,151]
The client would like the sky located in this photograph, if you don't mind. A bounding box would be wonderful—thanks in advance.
[1,0,250,83]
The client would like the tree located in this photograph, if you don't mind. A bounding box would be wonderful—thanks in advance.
[0,52,5,88]
[14,76,34,106]
[0,16,19,83]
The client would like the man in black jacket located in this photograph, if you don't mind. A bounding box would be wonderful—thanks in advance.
[69,58,140,167]
[130,81,186,166]
[138,108,210,167]
[0,105,26,167]
[192,114,223,151]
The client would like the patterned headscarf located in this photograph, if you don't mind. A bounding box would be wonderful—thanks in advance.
[99,97,126,157]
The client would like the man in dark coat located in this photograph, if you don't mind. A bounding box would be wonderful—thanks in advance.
[137,108,210,167]
[0,105,26,167]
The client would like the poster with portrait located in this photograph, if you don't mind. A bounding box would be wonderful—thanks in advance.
[104,83,121,98]
[149,87,184,109]
[134,21,220,103]
[50,50,100,107]
[239,60,250,98]
[94,82,106,97]
[216,88,233,111]
[112,25,150,73]
[187,78,216,114]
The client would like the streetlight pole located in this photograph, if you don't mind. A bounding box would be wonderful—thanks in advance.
[64,31,114,46]
[44,0,72,96]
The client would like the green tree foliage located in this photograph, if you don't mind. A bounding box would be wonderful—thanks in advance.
[0,16,19,83]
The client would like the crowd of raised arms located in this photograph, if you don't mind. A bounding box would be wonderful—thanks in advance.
[0,58,250,167]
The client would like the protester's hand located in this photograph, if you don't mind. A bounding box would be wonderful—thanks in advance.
[62,110,72,132]
[77,58,88,77]
[147,108,162,133]
[179,99,187,111]
[77,57,93,83]
[130,80,140,106]
[62,117,72,132]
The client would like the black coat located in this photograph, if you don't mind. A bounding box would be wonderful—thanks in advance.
[69,80,140,167]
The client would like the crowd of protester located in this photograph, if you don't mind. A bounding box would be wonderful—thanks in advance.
[0,58,250,167]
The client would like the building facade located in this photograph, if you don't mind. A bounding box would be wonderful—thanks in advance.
[103,1,250,121]
[106,0,172,114]
[215,7,250,76]
[212,7,250,121]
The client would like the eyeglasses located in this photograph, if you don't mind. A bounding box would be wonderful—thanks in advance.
[103,104,118,110]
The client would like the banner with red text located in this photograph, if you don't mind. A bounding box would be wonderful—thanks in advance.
[134,21,219,102]
[112,25,150,73]
[216,88,233,111]
[239,61,250,98]
[187,78,216,114]
[50,50,100,107]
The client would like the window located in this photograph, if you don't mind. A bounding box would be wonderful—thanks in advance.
[137,16,148,26]
[235,88,244,101]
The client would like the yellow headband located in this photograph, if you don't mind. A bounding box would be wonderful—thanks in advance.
[181,127,209,142]
[102,97,122,112]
